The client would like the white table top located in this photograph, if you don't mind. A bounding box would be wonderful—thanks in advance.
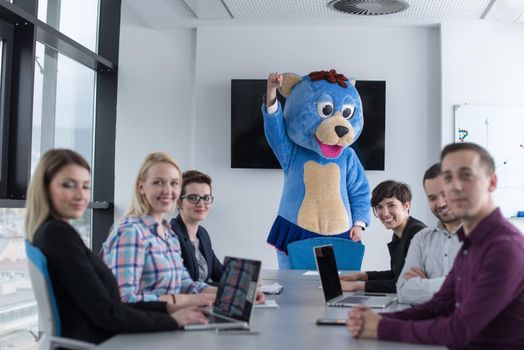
[95,269,445,350]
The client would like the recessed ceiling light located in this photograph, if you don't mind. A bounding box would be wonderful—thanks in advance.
[328,0,409,16]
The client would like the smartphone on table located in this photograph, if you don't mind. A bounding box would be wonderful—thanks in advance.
[316,318,346,326]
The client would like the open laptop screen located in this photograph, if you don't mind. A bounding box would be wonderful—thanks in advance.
[314,245,344,302]
[213,257,261,322]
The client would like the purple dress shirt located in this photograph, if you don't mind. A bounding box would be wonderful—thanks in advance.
[378,208,524,349]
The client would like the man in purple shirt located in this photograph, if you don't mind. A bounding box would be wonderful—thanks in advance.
[347,142,524,349]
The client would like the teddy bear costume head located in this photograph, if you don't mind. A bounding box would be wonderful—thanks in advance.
[278,69,364,159]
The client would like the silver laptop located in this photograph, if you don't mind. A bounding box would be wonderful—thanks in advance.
[184,256,261,330]
[314,245,396,308]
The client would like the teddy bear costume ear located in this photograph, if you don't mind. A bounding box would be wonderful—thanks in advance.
[277,73,302,98]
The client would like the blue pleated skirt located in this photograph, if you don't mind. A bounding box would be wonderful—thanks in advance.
[267,215,350,254]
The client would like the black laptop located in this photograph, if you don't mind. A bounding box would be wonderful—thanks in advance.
[314,245,396,308]
[184,256,261,330]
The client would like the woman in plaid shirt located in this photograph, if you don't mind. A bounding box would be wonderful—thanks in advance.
[103,152,217,308]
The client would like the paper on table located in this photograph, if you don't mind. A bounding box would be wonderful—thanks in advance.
[303,271,342,275]
[259,283,283,294]
[254,299,279,308]
[303,271,319,276]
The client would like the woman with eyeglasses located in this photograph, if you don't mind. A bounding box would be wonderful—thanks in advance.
[170,170,223,284]
[27,149,207,344]
[103,153,217,309]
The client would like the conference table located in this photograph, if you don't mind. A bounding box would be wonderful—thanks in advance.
[95,270,445,350]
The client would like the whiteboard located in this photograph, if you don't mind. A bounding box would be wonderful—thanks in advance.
[454,104,524,218]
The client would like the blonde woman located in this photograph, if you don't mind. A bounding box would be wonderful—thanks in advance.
[103,152,217,307]
[27,149,206,344]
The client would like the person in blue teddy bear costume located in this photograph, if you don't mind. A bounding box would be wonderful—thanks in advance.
[262,70,371,269]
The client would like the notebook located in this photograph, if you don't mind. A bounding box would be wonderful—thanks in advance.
[314,245,396,308]
[183,256,261,330]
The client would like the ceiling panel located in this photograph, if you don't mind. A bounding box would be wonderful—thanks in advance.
[224,0,492,20]
[124,0,524,28]
[165,0,197,19]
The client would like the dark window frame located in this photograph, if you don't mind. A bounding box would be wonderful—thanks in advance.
[0,18,14,196]
[0,0,120,253]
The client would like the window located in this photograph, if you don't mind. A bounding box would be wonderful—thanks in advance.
[0,208,38,349]
[0,208,90,348]
[38,0,99,52]
[0,0,120,348]
[0,18,13,197]
[32,42,96,175]
[0,41,3,77]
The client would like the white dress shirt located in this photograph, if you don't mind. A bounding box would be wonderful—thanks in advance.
[396,221,462,305]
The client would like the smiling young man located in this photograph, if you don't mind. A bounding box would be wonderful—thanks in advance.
[347,143,524,349]
[340,180,426,293]
[396,163,462,305]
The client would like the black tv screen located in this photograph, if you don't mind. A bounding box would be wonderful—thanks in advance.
[231,79,385,170]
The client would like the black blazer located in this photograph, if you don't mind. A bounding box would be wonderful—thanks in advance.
[365,216,426,293]
[32,219,178,344]
[171,215,223,284]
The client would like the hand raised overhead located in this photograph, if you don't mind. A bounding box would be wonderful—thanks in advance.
[266,72,283,107]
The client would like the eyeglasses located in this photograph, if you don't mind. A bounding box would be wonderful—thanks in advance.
[180,194,214,205]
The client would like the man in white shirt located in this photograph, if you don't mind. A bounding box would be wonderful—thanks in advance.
[396,163,462,305]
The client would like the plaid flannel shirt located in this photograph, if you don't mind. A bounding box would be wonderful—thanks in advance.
[103,215,208,302]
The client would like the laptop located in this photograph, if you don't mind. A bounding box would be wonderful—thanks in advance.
[184,256,261,330]
[314,245,396,308]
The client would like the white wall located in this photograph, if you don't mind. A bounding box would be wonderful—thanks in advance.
[115,3,197,219]
[440,22,524,233]
[192,26,440,269]
[116,14,524,272]
[116,10,445,271]
[440,23,524,145]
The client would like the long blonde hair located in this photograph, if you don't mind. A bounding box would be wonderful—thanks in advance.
[123,152,181,218]
[25,149,91,242]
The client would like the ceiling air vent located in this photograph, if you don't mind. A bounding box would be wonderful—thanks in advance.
[329,0,409,16]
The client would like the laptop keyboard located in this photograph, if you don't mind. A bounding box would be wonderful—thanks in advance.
[206,314,233,324]
[337,296,369,304]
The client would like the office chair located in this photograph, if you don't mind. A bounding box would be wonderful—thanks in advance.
[287,237,365,270]
[25,240,95,350]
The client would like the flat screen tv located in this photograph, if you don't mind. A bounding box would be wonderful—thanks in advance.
[231,79,385,170]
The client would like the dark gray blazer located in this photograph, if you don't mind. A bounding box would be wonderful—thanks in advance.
[171,215,224,284]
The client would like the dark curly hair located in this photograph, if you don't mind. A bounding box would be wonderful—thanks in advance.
[308,69,349,88]
[180,170,212,197]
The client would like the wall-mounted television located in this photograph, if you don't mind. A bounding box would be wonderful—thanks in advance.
[231,79,385,170]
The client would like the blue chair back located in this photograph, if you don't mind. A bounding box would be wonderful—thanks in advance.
[287,237,365,270]
[25,240,62,337]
